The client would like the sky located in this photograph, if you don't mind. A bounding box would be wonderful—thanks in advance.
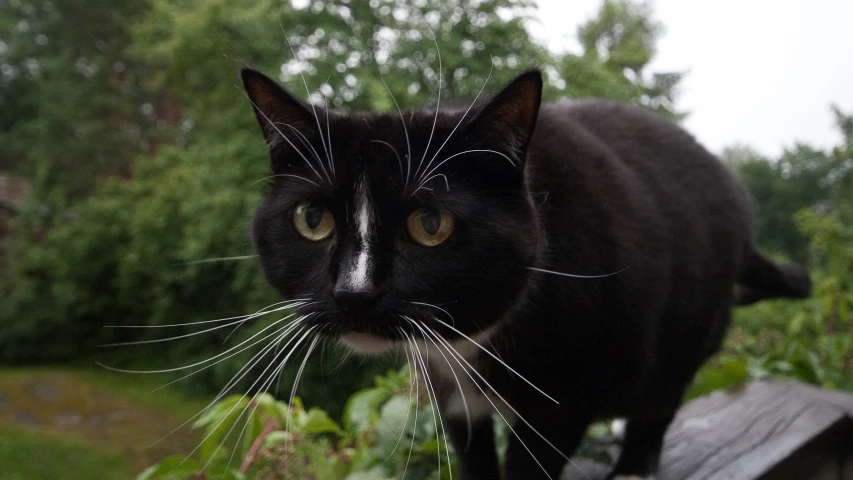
[532,0,853,157]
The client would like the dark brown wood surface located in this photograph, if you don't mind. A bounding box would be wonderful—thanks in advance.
[562,381,853,480]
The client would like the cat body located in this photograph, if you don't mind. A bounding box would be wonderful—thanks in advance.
[242,68,811,479]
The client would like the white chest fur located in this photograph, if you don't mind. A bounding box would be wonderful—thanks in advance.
[422,327,516,424]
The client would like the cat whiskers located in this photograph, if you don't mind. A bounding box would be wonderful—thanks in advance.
[370,139,405,184]
[413,26,443,184]
[174,254,260,266]
[188,324,320,471]
[385,328,419,476]
[412,173,450,196]
[426,315,558,404]
[278,121,327,170]
[415,59,495,187]
[380,76,413,190]
[409,301,456,326]
[251,173,321,188]
[402,317,473,450]
[418,148,515,192]
[239,90,329,184]
[401,328,454,479]
[418,322,586,480]
[281,24,336,183]
[100,297,326,474]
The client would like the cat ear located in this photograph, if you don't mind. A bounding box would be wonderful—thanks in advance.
[469,69,543,160]
[241,67,318,150]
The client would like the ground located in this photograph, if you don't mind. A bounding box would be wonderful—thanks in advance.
[0,367,210,480]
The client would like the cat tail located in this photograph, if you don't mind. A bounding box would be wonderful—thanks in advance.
[734,247,812,306]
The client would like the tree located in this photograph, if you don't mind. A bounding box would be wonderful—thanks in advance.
[0,0,152,203]
[726,106,853,262]
[551,0,683,118]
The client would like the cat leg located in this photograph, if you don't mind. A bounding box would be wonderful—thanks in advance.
[446,417,500,480]
[607,412,676,480]
[503,417,589,480]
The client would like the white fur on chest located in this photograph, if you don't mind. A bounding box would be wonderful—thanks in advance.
[423,327,515,423]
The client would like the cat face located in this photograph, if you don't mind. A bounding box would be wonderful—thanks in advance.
[243,68,543,353]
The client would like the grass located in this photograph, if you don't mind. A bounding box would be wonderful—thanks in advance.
[0,367,212,478]
[0,424,129,480]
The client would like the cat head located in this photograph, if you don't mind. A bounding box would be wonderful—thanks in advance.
[242,67,544,353]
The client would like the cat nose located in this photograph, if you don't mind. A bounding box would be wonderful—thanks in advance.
[334,283,378,315]
[334,284,378,302]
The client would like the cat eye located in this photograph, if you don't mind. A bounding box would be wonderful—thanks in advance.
[407,206,455,247]
[293,201,335,241]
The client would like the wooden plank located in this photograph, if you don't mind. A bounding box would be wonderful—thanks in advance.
[661,382,853,480]
[562,382,853,480]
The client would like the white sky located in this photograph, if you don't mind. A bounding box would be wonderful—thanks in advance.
[532,0,853,157]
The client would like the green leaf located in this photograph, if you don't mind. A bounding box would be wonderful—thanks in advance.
[261,430,291,450]
[345,466,396,480]
[304,440,345,480]
[375,395,415,456]
[303,407,344,435]
[343,387,392,433]
[136,455,201,480]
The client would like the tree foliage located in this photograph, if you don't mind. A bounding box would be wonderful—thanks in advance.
[725,106,853,262]
[0,0,151,202]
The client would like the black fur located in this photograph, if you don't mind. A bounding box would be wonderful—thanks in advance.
[242,67,811,479]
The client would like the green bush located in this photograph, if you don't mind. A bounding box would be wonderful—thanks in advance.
[139,367,458,480]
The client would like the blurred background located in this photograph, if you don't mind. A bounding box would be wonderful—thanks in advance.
[0,0,850,478]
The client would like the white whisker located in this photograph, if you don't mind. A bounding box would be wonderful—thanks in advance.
[407,328,453,479]
[380,76,413,190]
[410,301,456,326]
[237,87,326,184]
[100,318,247,347]
[427,327,591,480]
[284,335,321,473]
[417,60,494,185]
[423,326,557,480]
[175,255,259,266]
[277,121,327,168]
[191,325,319,469]
[399,329,420,479]
[526,265,630,279]
[414,27,443,183]
[98,312,307,375]
[323,87,335,178]
[147,321,308,450]
[419,149,515,191]
[153,315,308,392]
[405,317,472,451]
[103,299,307,329]
[101,302,309,347]
[251,173,321,188]
[384,329,416,465]
[223,300,312,344]
[280,24,335,183]
[371,139,404,182]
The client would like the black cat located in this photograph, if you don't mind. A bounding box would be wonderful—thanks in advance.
[241,66,811,479]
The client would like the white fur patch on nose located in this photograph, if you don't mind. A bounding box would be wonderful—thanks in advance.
[341,173,375,290]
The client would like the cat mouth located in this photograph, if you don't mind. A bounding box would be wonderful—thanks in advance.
[340,332,397,354]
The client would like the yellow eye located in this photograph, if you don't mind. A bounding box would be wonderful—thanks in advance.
[293,201,335,241]
[407,207,455,247]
